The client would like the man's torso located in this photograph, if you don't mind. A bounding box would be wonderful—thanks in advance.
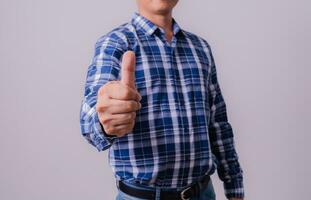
[104,12,217,188]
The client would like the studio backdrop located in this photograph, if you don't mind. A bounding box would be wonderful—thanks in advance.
[0,0,310,200]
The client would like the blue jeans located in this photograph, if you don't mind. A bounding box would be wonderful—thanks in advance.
[115,179,216,200]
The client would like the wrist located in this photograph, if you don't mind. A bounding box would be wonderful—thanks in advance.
[224,178,244,199]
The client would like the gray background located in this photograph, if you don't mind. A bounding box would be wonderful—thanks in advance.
[1,0,310,199]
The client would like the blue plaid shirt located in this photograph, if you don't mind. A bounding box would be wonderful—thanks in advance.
[80,12,244,199]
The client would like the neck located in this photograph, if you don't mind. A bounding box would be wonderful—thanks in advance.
[138,10,174,42]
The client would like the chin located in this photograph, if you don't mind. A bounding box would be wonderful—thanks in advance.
[151,0,178,14]
[153,7,172,15]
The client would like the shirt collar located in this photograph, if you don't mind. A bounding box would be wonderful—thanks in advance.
[131,12,184,37]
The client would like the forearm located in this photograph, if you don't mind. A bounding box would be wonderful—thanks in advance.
[208,87,244,198]
[206,42,244,199]
[79,35,126,151]
[209,120,244,199]
[80,95,116,152]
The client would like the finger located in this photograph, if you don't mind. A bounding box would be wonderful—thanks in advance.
[120,50,136,89]
[109,112,136,126]
[106,82,141,101]
[113,121,135,136]
[96,90,141,114]
[110,99,141,114]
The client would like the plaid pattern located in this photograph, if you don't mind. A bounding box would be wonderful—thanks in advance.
[79,12,244,199]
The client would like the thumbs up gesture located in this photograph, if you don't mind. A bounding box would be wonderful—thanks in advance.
[96,51,142,137]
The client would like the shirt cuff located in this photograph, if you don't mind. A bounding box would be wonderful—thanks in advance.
[90,110,117,151]
[223,179,244,199]
[100,122,117,139]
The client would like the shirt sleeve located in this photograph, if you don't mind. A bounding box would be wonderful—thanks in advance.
[206,45,245,199]
[79,35,126,152]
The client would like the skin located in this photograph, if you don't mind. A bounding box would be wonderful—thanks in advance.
[96,51,141,138]
[96,1,243,199]
[136,0,179,42]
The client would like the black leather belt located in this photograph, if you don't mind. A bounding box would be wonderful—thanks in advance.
[117,175,210,200]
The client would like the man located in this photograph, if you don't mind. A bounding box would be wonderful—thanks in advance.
[79,0,244,199]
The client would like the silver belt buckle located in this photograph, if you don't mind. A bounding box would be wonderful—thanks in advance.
[180,186,191,200]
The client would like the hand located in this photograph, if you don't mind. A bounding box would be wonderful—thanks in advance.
[96,50,142,137]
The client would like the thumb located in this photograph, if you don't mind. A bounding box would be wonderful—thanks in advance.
[120,50,136,89]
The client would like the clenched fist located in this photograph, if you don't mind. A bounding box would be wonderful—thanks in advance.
[95,51,142,137]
